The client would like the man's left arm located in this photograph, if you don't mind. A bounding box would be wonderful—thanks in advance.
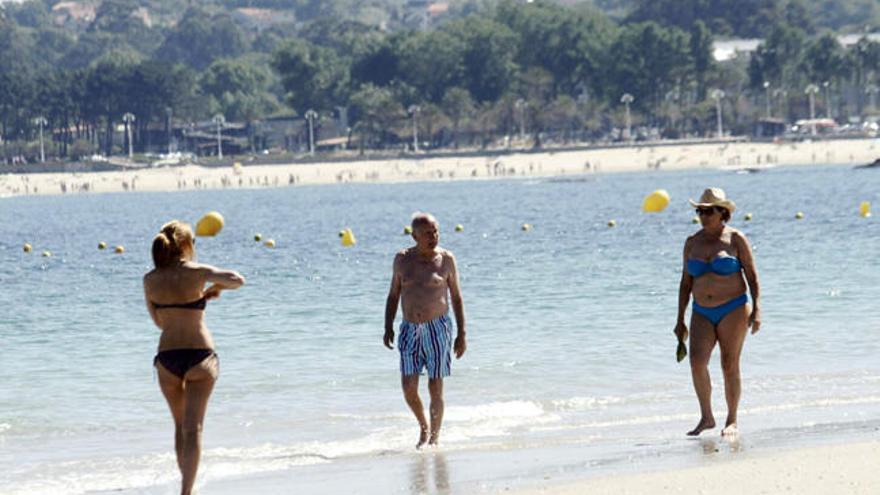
[447,252,467,358]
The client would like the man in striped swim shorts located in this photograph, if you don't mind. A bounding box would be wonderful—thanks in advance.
[384,212,467,449]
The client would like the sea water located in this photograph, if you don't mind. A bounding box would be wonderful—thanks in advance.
[1,164,879,493]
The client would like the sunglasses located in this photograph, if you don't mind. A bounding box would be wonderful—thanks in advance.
[695,207,720,216]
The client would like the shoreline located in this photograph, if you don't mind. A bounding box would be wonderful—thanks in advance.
[189,425,880,495]
[1,138,878,198]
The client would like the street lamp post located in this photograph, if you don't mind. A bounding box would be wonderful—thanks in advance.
[620,93,634,140]
[34,116,48,163]
[408,105,421,153]
[304,109,318,156]
[773,89,788,120]
[867,84,880,111]
[805,84,819,136]
[514,98,527,143]
[763,81,771,118]
[213,114,225,159]
[165,107,173,154]
[822,81,831,119]
[122,112,135,159]
[711,89,725,138]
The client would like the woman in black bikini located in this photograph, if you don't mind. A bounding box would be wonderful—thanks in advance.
[144,220,244,495]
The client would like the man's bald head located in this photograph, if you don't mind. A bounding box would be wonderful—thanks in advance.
[411,212,438,230]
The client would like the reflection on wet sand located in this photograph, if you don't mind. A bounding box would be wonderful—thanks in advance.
[698,435,743,456]
[409,451,450,495]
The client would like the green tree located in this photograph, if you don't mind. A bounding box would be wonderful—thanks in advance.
[272,39,351,113]
[200,58,280,149]
[89,0,159,54]
[689,20,715,101]
[83,53,138,155]
[801,33,851,84]
[748,23,807,89]
[496,0,613,97]
[349,83,403,150]
[396,31,465,103]
[605,22,694,113]
[157,7,249,70]
[442,87,475,148]
[446,15,519,102]
[627,0,782,38]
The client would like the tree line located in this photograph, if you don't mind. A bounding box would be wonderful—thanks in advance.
[1,0,879,161]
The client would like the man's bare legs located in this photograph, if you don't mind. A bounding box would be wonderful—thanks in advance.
[688,314,717,436]
[428,378,444,445]
[402,375,429,448]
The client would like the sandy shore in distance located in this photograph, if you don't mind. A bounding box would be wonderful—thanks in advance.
[1,138,878,198]
[514,440,879,495]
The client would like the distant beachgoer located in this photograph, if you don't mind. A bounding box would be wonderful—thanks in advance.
[674,188,761,437]
[143,220,244,495]
[384,212,467,448]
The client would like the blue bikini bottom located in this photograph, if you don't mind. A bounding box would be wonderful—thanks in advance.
[692,294,749,326]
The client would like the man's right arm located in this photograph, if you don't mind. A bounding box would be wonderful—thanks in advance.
[384,253,403,349]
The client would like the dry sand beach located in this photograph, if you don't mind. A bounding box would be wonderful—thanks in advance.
[1,138,878,197]
[514,440,880,495]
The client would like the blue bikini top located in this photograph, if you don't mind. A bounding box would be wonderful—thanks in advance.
[687,256,741,277]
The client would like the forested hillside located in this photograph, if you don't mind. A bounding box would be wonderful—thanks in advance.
[1,0,879,160]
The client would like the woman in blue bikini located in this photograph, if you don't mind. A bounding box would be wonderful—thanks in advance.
[674,188,761,437]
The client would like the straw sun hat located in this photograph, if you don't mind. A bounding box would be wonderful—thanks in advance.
[688,187,736,214]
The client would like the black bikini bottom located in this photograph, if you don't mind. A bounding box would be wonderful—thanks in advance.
[154,349,216,379]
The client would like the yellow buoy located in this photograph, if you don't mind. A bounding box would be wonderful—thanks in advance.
[455,224,464,232]
[607,219,617,227]
[403,226,413,235]
[642,189,671,213]
[521,223,532,231]
[795,212,804,219]
[692,216,699,224]
[254,233,262,242]
[23,243,33,253]
[98,241,107,250]
[859,201,871,218]
[42,250,52,257]
[264,239,275,248]
[744,213,753,221]
[196,211,225,237]
[341,228,357,247]
[114,245,124,254]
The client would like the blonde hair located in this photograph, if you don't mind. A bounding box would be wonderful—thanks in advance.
[151,220,194,268]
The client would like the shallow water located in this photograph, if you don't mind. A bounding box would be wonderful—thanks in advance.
[1,164,879,493]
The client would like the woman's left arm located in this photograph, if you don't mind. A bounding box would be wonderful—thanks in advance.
[734,231,761,333]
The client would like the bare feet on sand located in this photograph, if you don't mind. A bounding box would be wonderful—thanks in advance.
[416,426,429,449]
[721,422,739,437]
[687,418,716,436]
[428,432,439,447]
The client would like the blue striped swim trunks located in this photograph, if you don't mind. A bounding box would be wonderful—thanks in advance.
[399,314,453,378]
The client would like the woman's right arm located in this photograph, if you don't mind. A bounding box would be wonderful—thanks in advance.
[199,265,245,295]
[674,238,694,340]
[143,275,161,328]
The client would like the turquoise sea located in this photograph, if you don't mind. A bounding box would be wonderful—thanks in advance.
[1,164,879,494]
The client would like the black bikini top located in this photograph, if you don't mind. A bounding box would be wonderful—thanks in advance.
[152,296,207,311]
